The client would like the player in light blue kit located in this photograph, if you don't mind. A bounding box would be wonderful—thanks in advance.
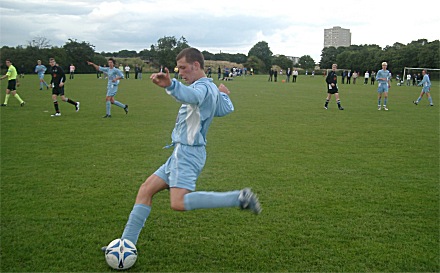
[102,48,261,253]
[87,58,128,118]
[376,62,391,111]
[35,60,49,90]
[413,69,434,106]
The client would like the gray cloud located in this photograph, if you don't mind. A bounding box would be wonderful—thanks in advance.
[1,0,439,62]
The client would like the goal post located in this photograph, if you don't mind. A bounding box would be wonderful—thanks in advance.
[402,67,440,86]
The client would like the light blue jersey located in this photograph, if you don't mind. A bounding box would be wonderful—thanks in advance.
[99,66,124,96]
[35,64,47,79]
[418,74,431,92]
[165,77,234,146]
[99,66,124,87]
[376,69,390,93]
[155,77,234,191]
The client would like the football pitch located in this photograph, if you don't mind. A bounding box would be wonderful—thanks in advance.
[1,73,438,272]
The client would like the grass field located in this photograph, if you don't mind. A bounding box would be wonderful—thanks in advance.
[1,72,439,272]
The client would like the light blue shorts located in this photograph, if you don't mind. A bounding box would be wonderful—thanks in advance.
[154,143,206,191]
[38,74,45,80]
[106,84,119,97]
[377,83,389,93]
[422,87,430,93]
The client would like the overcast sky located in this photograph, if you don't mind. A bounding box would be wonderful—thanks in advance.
[1,0,439,62]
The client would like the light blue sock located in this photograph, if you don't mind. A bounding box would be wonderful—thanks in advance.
[184,191,241,210]
[106,101,111,115]
[114,100,125,108]
[417,97,422,103]
[40,82,43,89]
[121,204,151,245]
[428,97,433,104]
[378,99,381,106]
[384,98,388,105]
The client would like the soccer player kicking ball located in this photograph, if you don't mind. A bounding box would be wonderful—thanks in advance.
[413,69,434,106]
[102,47,261,253]
[376,62,391,111]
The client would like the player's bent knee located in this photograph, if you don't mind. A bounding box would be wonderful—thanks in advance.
[170,200,185,211]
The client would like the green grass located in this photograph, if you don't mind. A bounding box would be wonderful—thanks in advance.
[1,73,439,272]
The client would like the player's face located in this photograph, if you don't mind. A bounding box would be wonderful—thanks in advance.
[5,61,11,67]
[382,64,387,70]
[108,60,114,68]
[49,60,56,67]
[177,57,196,84]
[332,65,337,71]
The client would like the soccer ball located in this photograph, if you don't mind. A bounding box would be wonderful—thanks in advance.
[104,238,137,270]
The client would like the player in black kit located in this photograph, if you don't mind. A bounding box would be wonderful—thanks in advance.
[49,58,80,117]
[324,63,344,110]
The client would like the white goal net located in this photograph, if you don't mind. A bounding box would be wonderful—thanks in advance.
[400,67,440,86]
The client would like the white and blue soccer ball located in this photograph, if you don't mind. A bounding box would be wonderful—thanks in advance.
[104,238,138,270]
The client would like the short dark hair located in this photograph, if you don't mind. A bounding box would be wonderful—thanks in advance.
[108,58,115,65]
[176,48,204,69]
[5,59,11,63]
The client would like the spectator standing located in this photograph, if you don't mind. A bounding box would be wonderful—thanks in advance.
[352,71,358,84]
[134,64,139,80]
[138,65,143,80]
[370,71,376,85]
[124,64,130,79]
[364,71,369,84]
[292,69,298,83]
[69,64,75,79]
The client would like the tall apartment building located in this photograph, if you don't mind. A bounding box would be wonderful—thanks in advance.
[324,26,351,48]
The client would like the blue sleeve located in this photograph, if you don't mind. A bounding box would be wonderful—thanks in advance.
[215,92,234,117]
[166,79,206,105]
[99,67,109,73]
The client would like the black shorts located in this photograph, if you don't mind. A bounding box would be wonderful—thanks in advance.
[7,79,16,91]
[52,86,65,96]
[327,89,339,94]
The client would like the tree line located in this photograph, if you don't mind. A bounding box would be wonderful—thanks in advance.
[1,36,438,79]
[320,39,439,79]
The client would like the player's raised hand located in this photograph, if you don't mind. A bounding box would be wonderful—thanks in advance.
[150,67,171,88]
[218,83,230,94]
